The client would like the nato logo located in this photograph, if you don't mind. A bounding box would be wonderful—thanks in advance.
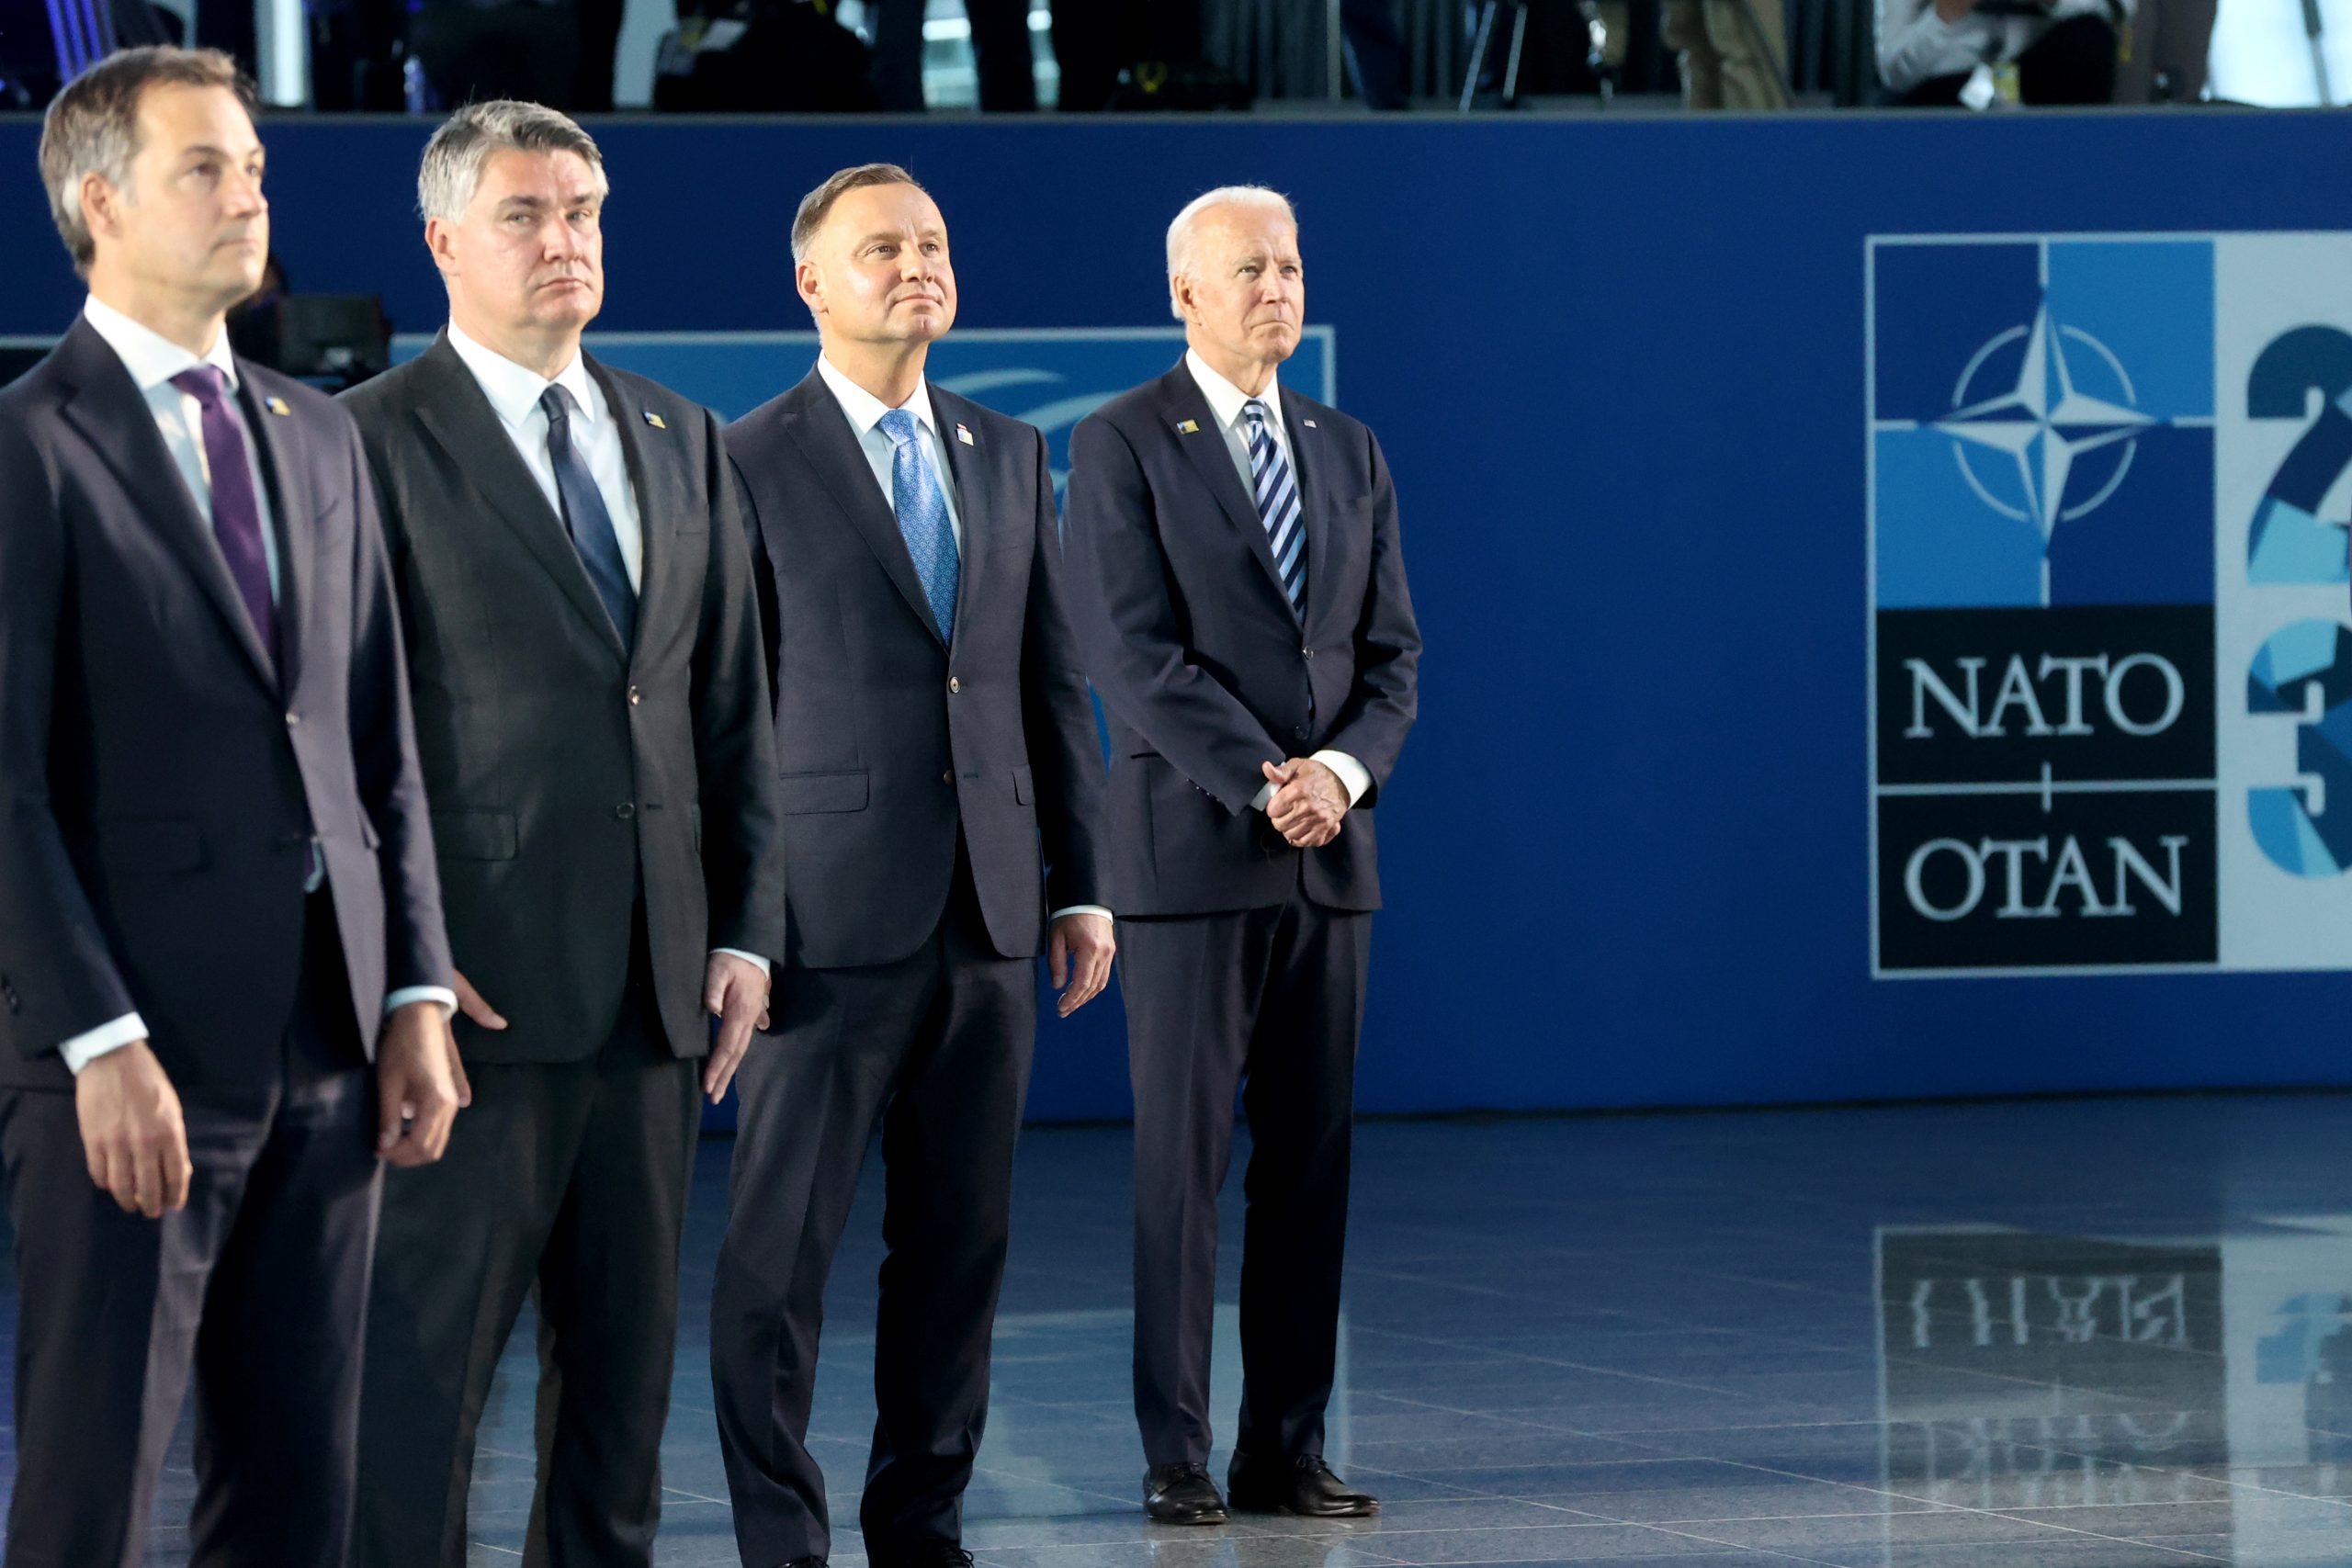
[1872,239,2214,612]
[1869,238,2220,973]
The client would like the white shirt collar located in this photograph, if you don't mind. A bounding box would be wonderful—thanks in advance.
[1184,347,1285,439]
[447,321,598,429]
[817,355,938,442]
[82,294,239,395]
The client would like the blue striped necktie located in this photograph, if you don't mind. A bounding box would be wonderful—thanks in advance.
[1244,399,1306,615]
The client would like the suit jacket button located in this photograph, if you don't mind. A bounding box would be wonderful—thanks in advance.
[1294,725,1310,740]
[1303,647,1315,660]
[942,770,954,785]
[948,676,961,694]
[285,711,300,727]
[615,803,636,820]
[628,685,641,705]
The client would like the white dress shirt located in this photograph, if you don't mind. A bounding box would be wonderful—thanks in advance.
[1182,349,1374,815]
[59,298,457,1075]
[812,356,1110,928]
[446,323,770,979]
[1875,0,2132,93]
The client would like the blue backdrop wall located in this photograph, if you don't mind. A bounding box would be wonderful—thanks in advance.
[6,110,2351,1121]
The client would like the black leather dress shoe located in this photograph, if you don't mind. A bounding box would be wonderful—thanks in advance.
[777,1559,826,1568]
[1144,1461,1230,1525]
[1227,1453,1379,1517]
[873,1545,972,1568]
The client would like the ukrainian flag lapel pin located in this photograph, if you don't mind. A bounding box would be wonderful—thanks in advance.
[956,423,974,446]
[1178,419,1200,434]
[643,410,667,430]
[265,396,292,416]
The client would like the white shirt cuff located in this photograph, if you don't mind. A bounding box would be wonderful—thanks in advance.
[1311,750,1372,806]
[1252,751,1371,812]
[713,947,772,978]
[1050,905,1114,922]
[59,1013,148,1075]
[384,987,458,1018]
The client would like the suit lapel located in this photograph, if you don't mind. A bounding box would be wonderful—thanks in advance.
[54,321,277,691]
[783,374,947,648]
[1161,367,1295,618]
[926,387,989,651]
[588,355,662,671]
[410,334,627,664]
[238,367,309,695]
[1279,385,1333,637]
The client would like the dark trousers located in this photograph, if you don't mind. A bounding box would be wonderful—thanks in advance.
[876,0,1037,109]
[354,917,699,1568]
[711,855,1034,1567]
[1123,876,1370,1467]
[1,894,378,1568]
[1896,13,2119,105]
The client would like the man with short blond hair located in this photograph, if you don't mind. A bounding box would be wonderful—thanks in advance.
[345,98,784,1568]
[0,44,460,1568]
[1063,184,1421,1526]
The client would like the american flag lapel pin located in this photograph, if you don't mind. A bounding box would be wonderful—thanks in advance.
[643,410,667,430]
[1178,419,1200,434]
[265,396,291,416]
[956,423,974,446]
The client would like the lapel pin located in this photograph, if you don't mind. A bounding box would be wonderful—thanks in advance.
[1303,418,1317,429]
[956,423,974,446]
[643,410,667,430]
[265,396,291,417]
[1178,419,1200,434]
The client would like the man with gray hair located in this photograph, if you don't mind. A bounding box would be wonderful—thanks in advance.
[1062,184,1420,1525]
[0,45,460,1567]
[344,99,785,1568]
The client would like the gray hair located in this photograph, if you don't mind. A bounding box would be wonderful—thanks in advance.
[417,99,608,223]
[791,163,928,264]
[38,46,255,278]
[1164,185,1296,321]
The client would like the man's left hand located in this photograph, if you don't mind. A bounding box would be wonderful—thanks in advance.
[377,1000,463,1167]
[1264,757,1350,849]
[702,953,773,1104]
[1049,913,1116,1018]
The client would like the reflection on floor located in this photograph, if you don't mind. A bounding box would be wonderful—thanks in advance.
[15,1093,2352,1564]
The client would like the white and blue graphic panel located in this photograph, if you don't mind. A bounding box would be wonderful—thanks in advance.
[1871,232,2352,976]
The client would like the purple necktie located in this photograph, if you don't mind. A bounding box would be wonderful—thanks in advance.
[169,366,277,666]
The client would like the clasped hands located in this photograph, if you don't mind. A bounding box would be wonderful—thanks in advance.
[1263,757,1350,849]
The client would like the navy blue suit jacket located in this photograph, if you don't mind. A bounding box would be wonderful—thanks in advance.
[0,318,453,1090]
[1062,362,1420,917]
[728,370,1106,969]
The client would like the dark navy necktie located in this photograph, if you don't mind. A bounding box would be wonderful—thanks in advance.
[168,366,277,663]
[540,385,636,649]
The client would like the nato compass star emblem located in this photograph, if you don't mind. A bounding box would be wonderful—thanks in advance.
[1936,300,2159,539]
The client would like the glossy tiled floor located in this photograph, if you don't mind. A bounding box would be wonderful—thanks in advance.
[15,1093,2352,1565]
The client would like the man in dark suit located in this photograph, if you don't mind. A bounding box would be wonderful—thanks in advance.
[343,101,785,1568]
[0,46,460,1568]
[1062,185,1420,1527]
[711,164,1112,1568]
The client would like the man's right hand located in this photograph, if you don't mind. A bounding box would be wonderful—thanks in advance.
[74,1041,191,1219]
[1933,0,1979,21]
[453,970,508,1032]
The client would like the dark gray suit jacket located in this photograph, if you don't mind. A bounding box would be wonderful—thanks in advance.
[727,370,1105,969]
[342,334,784,1064]
[1062,363,1420,917]
[0,318,454,1090]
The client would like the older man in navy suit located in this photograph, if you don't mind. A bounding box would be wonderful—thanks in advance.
[1062,184,1421,1528]
[0,46,459,1568]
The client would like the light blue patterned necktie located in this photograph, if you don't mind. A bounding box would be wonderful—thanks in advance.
[878,407,960,640]
[1244,399,1306,615]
